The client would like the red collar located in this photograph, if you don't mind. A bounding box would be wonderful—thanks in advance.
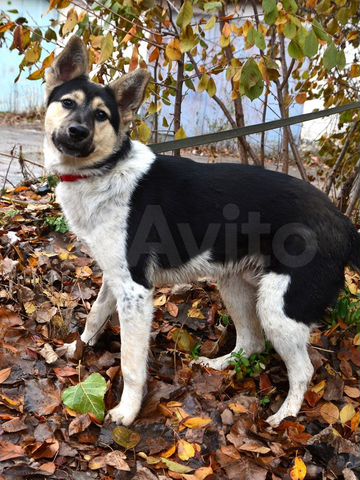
[59,174,89,182]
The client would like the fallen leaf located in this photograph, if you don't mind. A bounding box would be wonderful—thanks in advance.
[39,343,58,364]
[238,443,271,454]
[290,456,307,480]
[320,402,340,424]
[183,417,212,429]
[68,414,91,436]
[62,373,107,421]
[112,426,141,449]
[228,403,248,414]
[104,450,130,471]
[160,457,193,473]
[344,386,360,399]
[340,404,356,425]
[0,440,24,461]
[177,439,195,461]
[0,367,11,384]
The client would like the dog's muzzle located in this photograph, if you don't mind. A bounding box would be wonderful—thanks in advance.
[52,126,95,158]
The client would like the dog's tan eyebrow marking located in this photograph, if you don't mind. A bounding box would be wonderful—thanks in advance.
[60,90,85,104]
[91,97,111,117]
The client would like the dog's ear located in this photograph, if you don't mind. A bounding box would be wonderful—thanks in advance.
[45,36,88,93]
[109,70,151,125]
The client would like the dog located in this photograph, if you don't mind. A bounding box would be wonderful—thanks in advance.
[43,36,360,428]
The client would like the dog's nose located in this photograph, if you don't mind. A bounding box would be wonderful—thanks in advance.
[68,124,90,141]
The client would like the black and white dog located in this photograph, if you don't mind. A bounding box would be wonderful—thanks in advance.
[44,37,360,427]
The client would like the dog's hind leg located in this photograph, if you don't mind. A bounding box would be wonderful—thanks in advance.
[64,277,116,358]
[106,278,154,426]
[195,274,265,370]
[256,272,314,427]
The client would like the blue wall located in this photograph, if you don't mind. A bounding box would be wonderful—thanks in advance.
[0,0,56,112]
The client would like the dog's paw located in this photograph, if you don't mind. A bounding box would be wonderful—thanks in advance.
[266,408,297,428]
[106,402,138,426]
[192,355,231,371]
[58,340,78,359]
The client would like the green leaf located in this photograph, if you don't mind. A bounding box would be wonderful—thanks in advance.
[283,0,298,13]
[262,0,278,24]
[62,373,107,422]
[313,19,329,42]
[337,49,346,69]
[288,40,303,60]
[336,7,350,25]
[175,127,187,140]
[262,0,276,14]
[303,29,319,58]
[284,22,297,39]
[180,25,197,52]
[99,33,114,63]
[204,16,216,31]
[203,1,222,12]
[112,426,141,449]
[206,76,217,97]
[239,58,264,100]
[323,42,338,70]
[176,0,193,30]
[254,30,266,51]
[160,458,193,474]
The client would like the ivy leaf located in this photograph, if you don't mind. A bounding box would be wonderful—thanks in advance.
[288,40,303,59]
[303,29,319,58]
[176,1,193,30]
[99,33,114,63]
[62,373,107,422]
[240,58,264,100]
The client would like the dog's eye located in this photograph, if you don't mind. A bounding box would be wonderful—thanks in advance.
[95,109,108,122]
[61,98,75,109]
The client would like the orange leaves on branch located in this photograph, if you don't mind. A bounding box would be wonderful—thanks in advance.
[165,39,182,62]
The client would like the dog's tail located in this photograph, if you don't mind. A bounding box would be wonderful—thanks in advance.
[349,228,360,274]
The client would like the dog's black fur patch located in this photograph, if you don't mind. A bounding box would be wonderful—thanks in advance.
[126,155,360,325]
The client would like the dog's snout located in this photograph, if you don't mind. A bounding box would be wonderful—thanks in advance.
[68,124,90,141]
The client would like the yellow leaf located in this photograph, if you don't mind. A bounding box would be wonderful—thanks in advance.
[340,404,356,425]
[204,16,216,31]
[183,417,212,429]
[320,402,339,424]
[175,127,187,140]
[161,444,176,458]
[176,0,193,30]
[311,379,327,393]
[177,439,195,461]
[160,457,193,473]
[350,63,360,78]
[187,307,205,320]
[183,466,213,480]
[222,22,231,38]
[197,73,210,93]
[206,77,217,97]
[354,333,360,346]
[228,403,248,414]
[24,43,41,65]
[154,293,167,307]
[171,328,197,353]
[135,121,152,143]
[99,33,114,64]
[24,302,36,315]
[165,39,182,61]
[290,456,307,480]
[62,8,78,36]
[28,68,44,80]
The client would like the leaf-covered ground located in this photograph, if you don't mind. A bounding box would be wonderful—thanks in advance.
[0,185,359,480]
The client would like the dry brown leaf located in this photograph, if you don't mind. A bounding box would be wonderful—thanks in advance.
[238,443,271,454]
[344,386,360,398]
[0,440,24,461]
[0,367,11,384]
[320,402,340,424]
[104,450,130,471]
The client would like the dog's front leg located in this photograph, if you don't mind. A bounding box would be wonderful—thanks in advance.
[63,277,116,358]
[107,280,154,426]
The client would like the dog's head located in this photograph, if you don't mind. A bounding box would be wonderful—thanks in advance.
[44,36,150,173]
